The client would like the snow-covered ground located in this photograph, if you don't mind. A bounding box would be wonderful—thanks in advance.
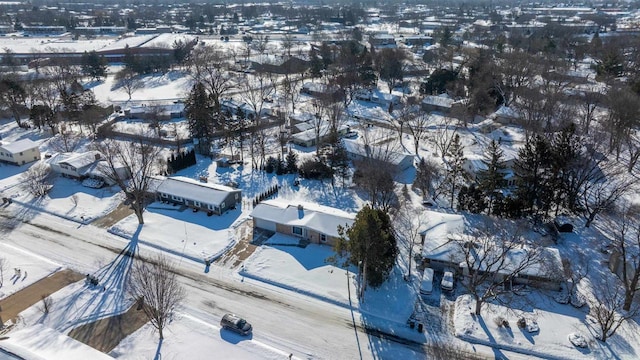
[109,203,242,262]
[110,313,290,360]
[0,242,61,299]
[0,25,639,359]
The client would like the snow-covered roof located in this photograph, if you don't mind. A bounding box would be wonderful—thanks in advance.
[493,105,519,119]
[422,94,455,108]
[0,138,38,154]
[421,211,562,280]
[250,199,355,238]
[57,151,103,169]
[156,176,240,206]
[343,141,414,169]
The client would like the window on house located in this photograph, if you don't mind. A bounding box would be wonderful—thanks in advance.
[221,201,225,208]
[320,234,327,242]
[19,152,23,155]
[194,201,201,208]
[292,227,303,236]
[172,195,181,201]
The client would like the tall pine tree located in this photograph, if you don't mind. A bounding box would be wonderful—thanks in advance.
[514,134,553,216]
[185,83,214,154]
[446,134,467,208]
[478,139,506,215]
[335,205,397,297]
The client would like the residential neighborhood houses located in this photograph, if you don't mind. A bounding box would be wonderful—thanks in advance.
[0,1,639,360]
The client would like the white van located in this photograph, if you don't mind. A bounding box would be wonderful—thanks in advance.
[420,268,434,295]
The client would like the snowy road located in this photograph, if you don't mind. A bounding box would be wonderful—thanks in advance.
[0,211,429,360]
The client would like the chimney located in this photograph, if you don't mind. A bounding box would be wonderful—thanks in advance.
[297,204,304,219]
[95,153,101,160]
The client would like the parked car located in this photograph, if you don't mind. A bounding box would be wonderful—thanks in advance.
[441,271,454,291]
[420,268,434,295]
[220,313,252,336]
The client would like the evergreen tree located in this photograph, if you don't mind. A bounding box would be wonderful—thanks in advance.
[477,139,506,215]
[514,134,553,216]
[285,149,298,173]
[549,124,581,214]
[335,205,398,291]
[185,83,214,154]
[309,50,324,78]
[445,134,466,208]
[458,184,487,214]
[330,141,351,186]
[81,51,108,80]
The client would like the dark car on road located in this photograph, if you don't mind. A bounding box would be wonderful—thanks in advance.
[220,313,252,336]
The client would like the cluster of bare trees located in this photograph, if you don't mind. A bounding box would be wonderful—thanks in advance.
[0,57,109,138]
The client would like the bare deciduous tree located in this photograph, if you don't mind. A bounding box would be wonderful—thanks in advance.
[610,206,640,311]
[93,134,162,224]
[49,123,81,153]
[588,283,639,342]
[393,200,427,280]
[452,223,555,315]
[38,294,53,314]
[20,162,53,197]
[581,166,632,228]
[188,46,234,108]
[128,254,185,340]
[115,68,142,101]
[402,111,431,158]
[432,116,457,158]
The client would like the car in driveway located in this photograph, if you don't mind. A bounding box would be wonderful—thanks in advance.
[220,313,252,336]
[419,268,434,295]
[441,271,454,292]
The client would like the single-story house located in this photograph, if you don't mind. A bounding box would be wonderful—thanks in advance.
[420,211,563,290]
[369,33,396,48]
[492,105,520,125]
[123,103,184,120]
[250,199,355,246]
[155,176,241,215]
[300,82,343,102]
[0,139,40,165]
[354,89,400,108]
[421,94,462,114]
[47,151,129,185]
[291,123,350,147]
[343,141,414,172]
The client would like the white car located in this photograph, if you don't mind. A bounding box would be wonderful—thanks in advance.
[441,271,454,291]
[568,332,588,348]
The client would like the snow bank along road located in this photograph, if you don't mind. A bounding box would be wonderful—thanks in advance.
[0,211,431,360]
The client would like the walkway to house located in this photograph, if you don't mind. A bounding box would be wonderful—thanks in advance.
[215,219,260,269]
[92,202,134,228]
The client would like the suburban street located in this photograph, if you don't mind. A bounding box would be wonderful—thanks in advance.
[0,209,429,360]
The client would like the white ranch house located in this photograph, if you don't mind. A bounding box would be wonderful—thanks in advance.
[250,200,355,246]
